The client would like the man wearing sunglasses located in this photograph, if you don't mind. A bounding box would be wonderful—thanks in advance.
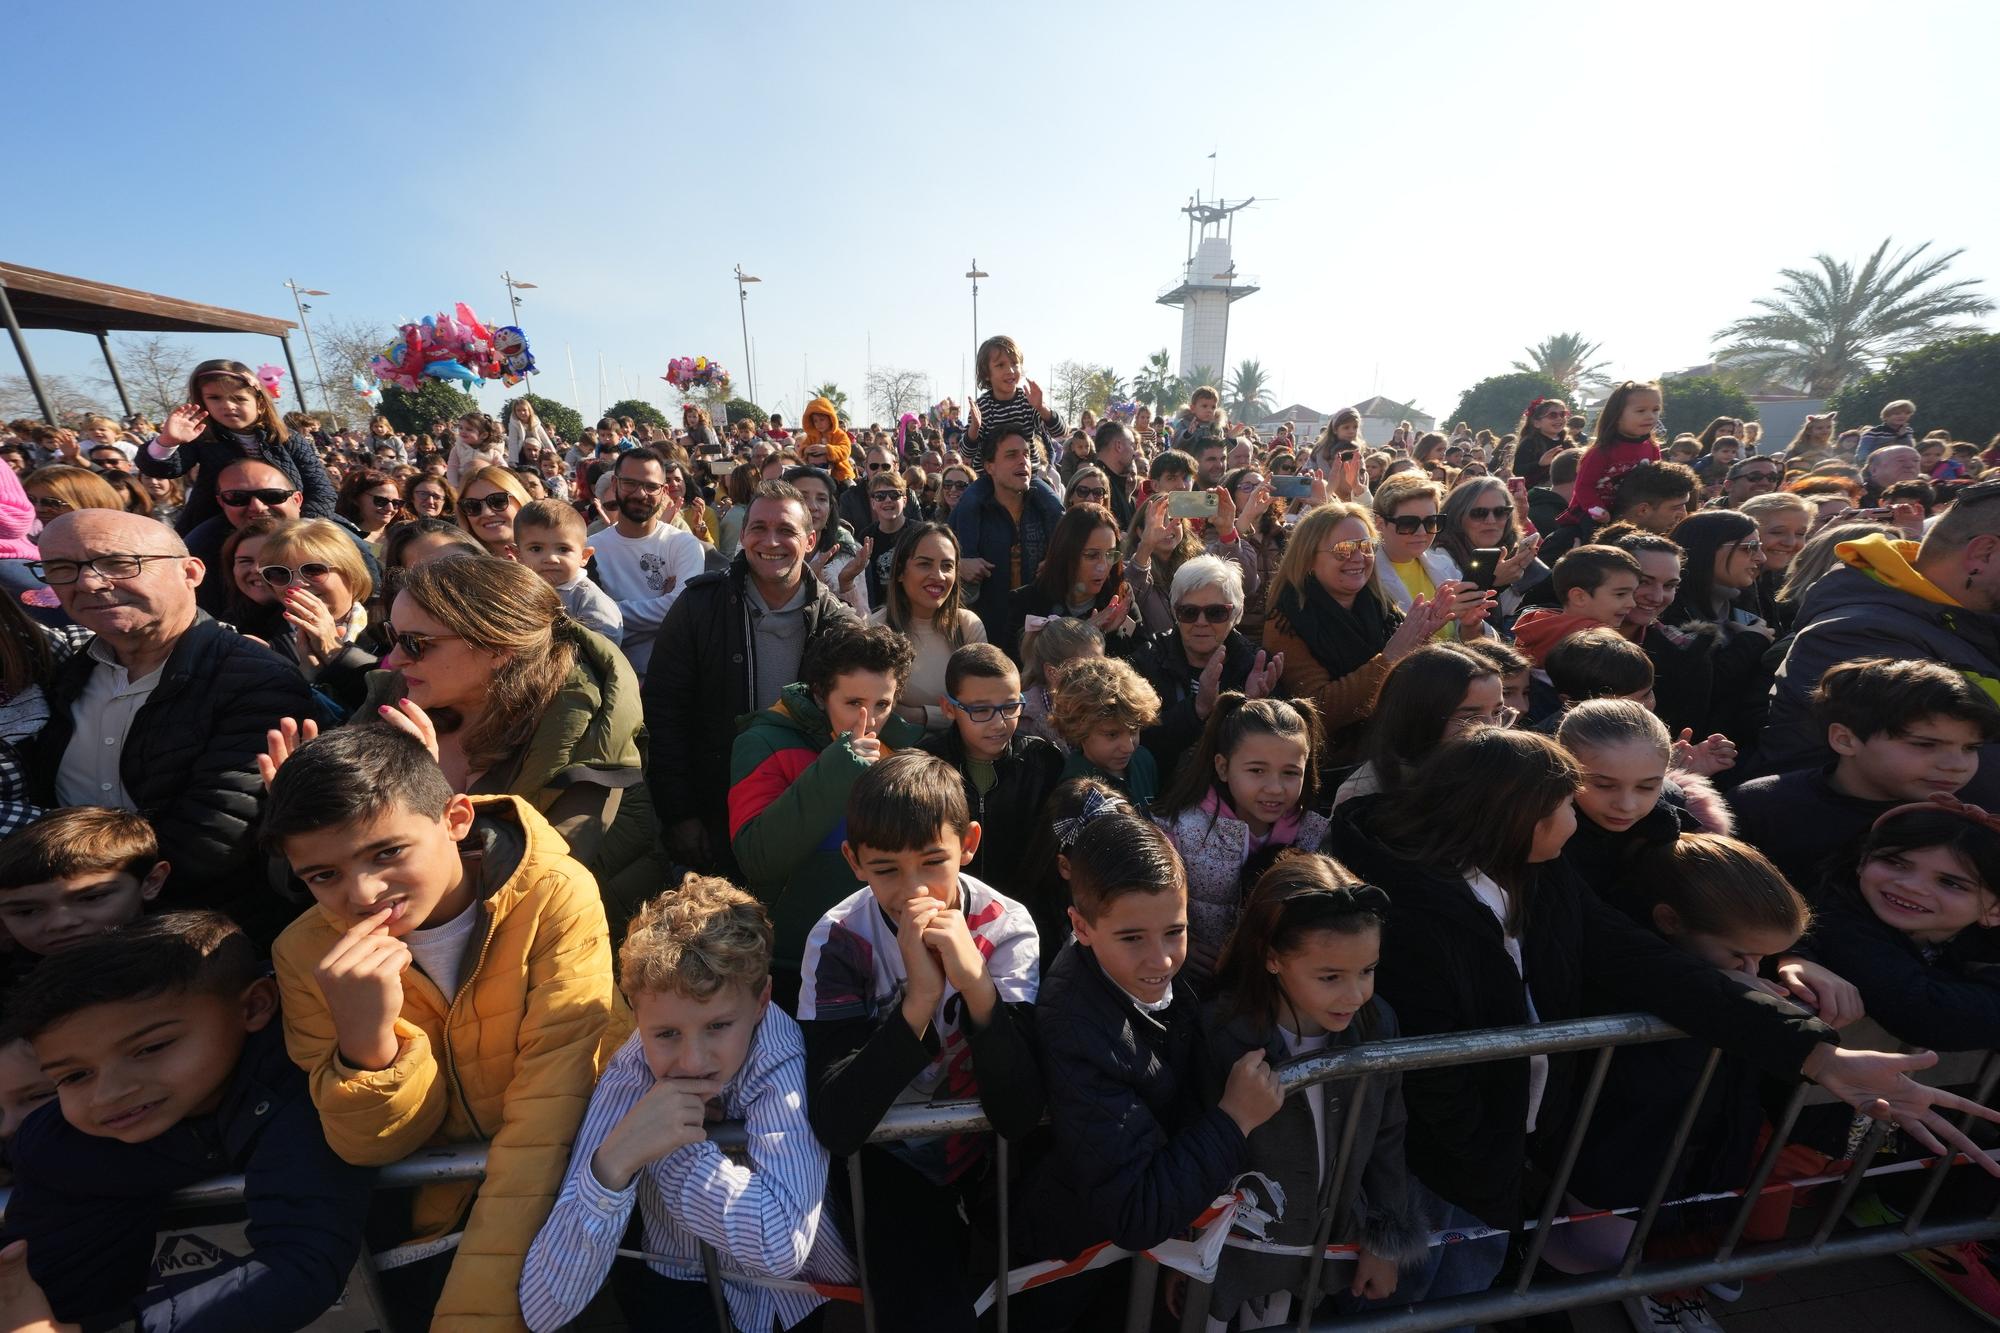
[186,458,382,617]
[27,509,317,932]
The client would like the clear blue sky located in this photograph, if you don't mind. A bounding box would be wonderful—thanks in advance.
[9,0,1998,426]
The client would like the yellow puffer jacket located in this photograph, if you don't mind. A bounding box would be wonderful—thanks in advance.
[273,795,627,1331]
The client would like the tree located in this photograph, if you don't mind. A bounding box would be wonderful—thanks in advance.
[499,392,583,441]
[1050,360,1097,422]
[1656,375,1756,440]
[1084,367,1126,416]
[1826,333,2000,446]
[0,372,108,424]
[809,382,850,425]
[606,398,669,430]
[1174,366,1220,411]
[1511,332,1612,395]
[1133,348,1177,416]
[1450,371,1567,435]
[723,397,767,427]
[100,334,194,420]
[866,367,929,423]
[312,318,393,423]
[1226,359,1275,423]
[1713,238,1994,395]
[377,381,479,435]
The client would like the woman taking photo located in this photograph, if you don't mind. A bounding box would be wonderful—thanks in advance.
[255,518,384,718]
[870,522,986,730]
[335,467,404,558]
[1263,502,1455,757]
[1130,554,1283,760]
[1221,464,1288,642]
[1436,475,1547,623]
[456,465,532,559]
[1008,501,1137,652]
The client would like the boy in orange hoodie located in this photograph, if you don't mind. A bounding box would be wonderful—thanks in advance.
[1512,545,1644,667]
[798,395,855,483]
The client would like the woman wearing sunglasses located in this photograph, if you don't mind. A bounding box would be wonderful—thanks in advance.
[1263,502,1457,759]
[1372,475,1496,643]
[253,518,384,718]
[456,466,532,559]
[1129,554,1286,762]
[334,467,404,558]
[1435,476,1549,628]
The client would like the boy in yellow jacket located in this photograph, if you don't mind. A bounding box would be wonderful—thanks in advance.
[265,726,621,1331]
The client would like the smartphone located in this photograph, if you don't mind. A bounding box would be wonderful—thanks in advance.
[1166,490,1219,519]
[1851,507,1895,521]
[1464,547,1504,592]
[710,459,739,477]
[1336,447,1358,462]
[1270,475,1314,499]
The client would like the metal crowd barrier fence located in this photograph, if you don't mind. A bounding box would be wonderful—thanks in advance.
[6,1012,1996,1333]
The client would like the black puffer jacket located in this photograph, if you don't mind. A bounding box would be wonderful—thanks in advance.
[916,727,1062,903]
[642,553,852,875]
[1131,627,1264,763]
[1017,939,1244,1260]
[29,614,317,927]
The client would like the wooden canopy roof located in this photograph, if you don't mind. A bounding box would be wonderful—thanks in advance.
[0,262,295,337]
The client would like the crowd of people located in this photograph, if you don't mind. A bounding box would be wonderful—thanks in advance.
[0,341,1997,1333]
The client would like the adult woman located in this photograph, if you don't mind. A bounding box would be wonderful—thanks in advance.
[354,553,662,913]
[1695,417,1743,457]
[104,473,154,517]
[1512,398,1571,488]
[1124,479,1262,639]
[1739,492,1813,630]
[1221,464,1288,642]
[256,518,383,718]
[1371,475,1459,640]
[1411,432,1452,484]
[1784,474,1864,528]
[1435,475,1548,622]
[401,472,456,521]
[139,474,185,528]
[1326,728,1979,1312]
[1064,464,1112,510]
[221,515,284,626]
[937,462,975,517]
[870,522,986,729]
[1262,502,1454,757]
[784,464,868,614]
[1129,555,1283,761]
[24,465,123,528]
[506,399,555,465]
[456,465,531,558]
[1665,511,1766,627]
[1008,502,1136,651]
[445,412,507,490]
[335,467,403,557]
[1773,519,1897,627]
[715,461,757,558]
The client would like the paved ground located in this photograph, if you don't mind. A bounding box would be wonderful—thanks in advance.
[1562,1251,1990,1333]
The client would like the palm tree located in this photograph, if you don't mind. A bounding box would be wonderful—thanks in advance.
[1084,367,1127,416]
[1226,359,1275,423]
[1713,238,1994,395]
[808,381,850,425]
[1175,365,1219,410]
[1511,333,1612,395]
[1133,348,1177,416]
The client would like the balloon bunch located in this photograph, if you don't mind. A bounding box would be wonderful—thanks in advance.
[368,303,535,391]
[662,355,731,395]
[1107,399,1140,420]
[351,373,377,401]
[254,364,286,400]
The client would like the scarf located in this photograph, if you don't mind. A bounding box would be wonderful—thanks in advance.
[1272,576,1396,678]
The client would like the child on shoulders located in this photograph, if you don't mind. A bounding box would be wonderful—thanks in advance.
[138,359,337,533]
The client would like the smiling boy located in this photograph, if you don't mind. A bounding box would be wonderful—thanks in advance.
[920,642,1063,894]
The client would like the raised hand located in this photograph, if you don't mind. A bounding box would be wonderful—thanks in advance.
[314,907,410,1072]
[159,404,209,447]
[257,716,321,790]
[1238,483,1273,530]
[838,537,873,591]
[1803,1045,2000,1176]
[1212,485,1238,538]
[1384,593,1454,663]
[1194,647,1226,720]
[590,1075,724,1190]
[1493,533,1542,587]
[1025,379,1046,415]
[376,697,442,763]
[1090,590,1131,634]
[849,723,883,764]
[1245,650,1285,699]
[1672,729,1738,776]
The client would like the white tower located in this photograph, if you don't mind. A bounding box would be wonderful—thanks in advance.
[1156,195,1259,380]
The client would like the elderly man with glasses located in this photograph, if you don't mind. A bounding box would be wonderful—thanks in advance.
[26,509,317,936]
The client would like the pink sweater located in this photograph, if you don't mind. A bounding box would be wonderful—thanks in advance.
[0,460,37,558]
[1559,436,1660,525]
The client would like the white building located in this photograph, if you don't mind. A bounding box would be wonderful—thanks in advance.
[1349,395,1435,448]
[1156,196,1259,379]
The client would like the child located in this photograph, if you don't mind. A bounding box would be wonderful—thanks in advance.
[0,913,373,1331]
[1018,615,1104,750]
[1337,642,1510,804]
[1153,695,1330,986]
[521,875,852,1332]
[138,358,337,533]
[798,395,856,483]
[1173,384,1226,454]
[1510,545,1643,667]
[729,620,922,986]
[1202,853,1428,1327]
[798,752,1043,1332]
[1732,658,2000,891]
[1461,636,1532,719]
[1557,701,1734,905]
[0,1036,53,1144]
[1559,380,1663,525]
[919,642,1063,895]
[516,497,624,644]
[1542,625,1655,712]
[264,726,621,1329]
[1017,790,1282,1280]
[1051,655,1162,807]
[446,411,509,490]
[0,807,167,972]
[1856,397,1917,461]
[969,334,1065,456]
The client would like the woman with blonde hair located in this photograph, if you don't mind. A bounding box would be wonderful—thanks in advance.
[25,464,125,528]
[1264,501,1456,756]
[455,464,533,557]
[505,398,555,465]
[256,518,383,716]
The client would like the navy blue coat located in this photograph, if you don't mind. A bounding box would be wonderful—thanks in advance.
[2,1021,373,1333]
[135,425,337,534]
[949,474,1065,659]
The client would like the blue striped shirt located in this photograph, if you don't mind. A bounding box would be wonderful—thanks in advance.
[519,1008,854,1332]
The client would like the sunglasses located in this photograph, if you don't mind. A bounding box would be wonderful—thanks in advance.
[943,694,1025,722]
[218,487,299,507]
[1737,471,1781,483]
[367,494,404,512]
[1466,504,1513,521]
[1387,513,1444,535]
[462,491,516,516]
[1174,603,1236,625]
[259,562,337,587]
[866,461,895,472]
[941,480,969,492]
[1071,486,1108,501]
[1318,539,1375,561]
[388,627,464,661]
[869,490,902,503]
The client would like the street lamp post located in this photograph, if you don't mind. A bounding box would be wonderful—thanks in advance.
[502,272,538,385]
[283,280,330,413]
[734,264,761,405]
[965,260,988,363]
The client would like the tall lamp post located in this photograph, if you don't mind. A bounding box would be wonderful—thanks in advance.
[965,260,988,362]
[734,264,760,405]
[283,280,330,412]
[502,272,537,386]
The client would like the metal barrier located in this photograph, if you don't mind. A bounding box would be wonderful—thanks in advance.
[9,1012,1997,1333]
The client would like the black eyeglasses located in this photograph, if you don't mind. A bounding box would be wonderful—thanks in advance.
[1174,603,1236,625]
[1466,504,1514,521]
[616,479,665,495]
[367,494,404,511]
[388,628,463,661]
[943,693,1025,722]
[1387,514,1444,535]
[869,491,901,503]
[1071,486,1108,501]
[30,554,180,585]
[260,562,335,587]
[462,491,516,516]
[218,487,298,507]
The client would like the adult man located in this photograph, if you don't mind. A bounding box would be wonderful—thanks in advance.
[1862,445,1922,504]
[28,510,316,928]
[645,481,851,874]
[187,458,379,614]
[1195,438,1228,489]
[592,448,707,675]
[1719,456,1783,508]
[1091,418,1140,529]
[87,443,135,474]
[950,431,1066,659]
[1540,461,1699,566]
[839,443,900,533]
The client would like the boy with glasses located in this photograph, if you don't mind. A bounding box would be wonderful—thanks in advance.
[921,642,1062,895]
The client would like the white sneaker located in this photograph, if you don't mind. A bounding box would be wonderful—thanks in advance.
[1702,1279,1744,1302]
[1672,1292,1725,1331]
[1622,1293,1685,1331]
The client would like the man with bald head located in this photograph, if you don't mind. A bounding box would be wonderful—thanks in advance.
[29,509,317,931]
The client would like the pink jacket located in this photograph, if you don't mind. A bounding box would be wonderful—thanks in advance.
[0,461,37,559]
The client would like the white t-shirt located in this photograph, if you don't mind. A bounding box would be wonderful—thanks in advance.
[590,523,707,675]
[1466,870,1548,1132]
[404,901,480,999]
[1278,1026,1333,1168]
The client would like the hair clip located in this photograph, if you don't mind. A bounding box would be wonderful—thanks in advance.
[1021,614,1055,637]
[1281,882,1391,915]
[1872,790,2000,835]
[1053,787,1127,850]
